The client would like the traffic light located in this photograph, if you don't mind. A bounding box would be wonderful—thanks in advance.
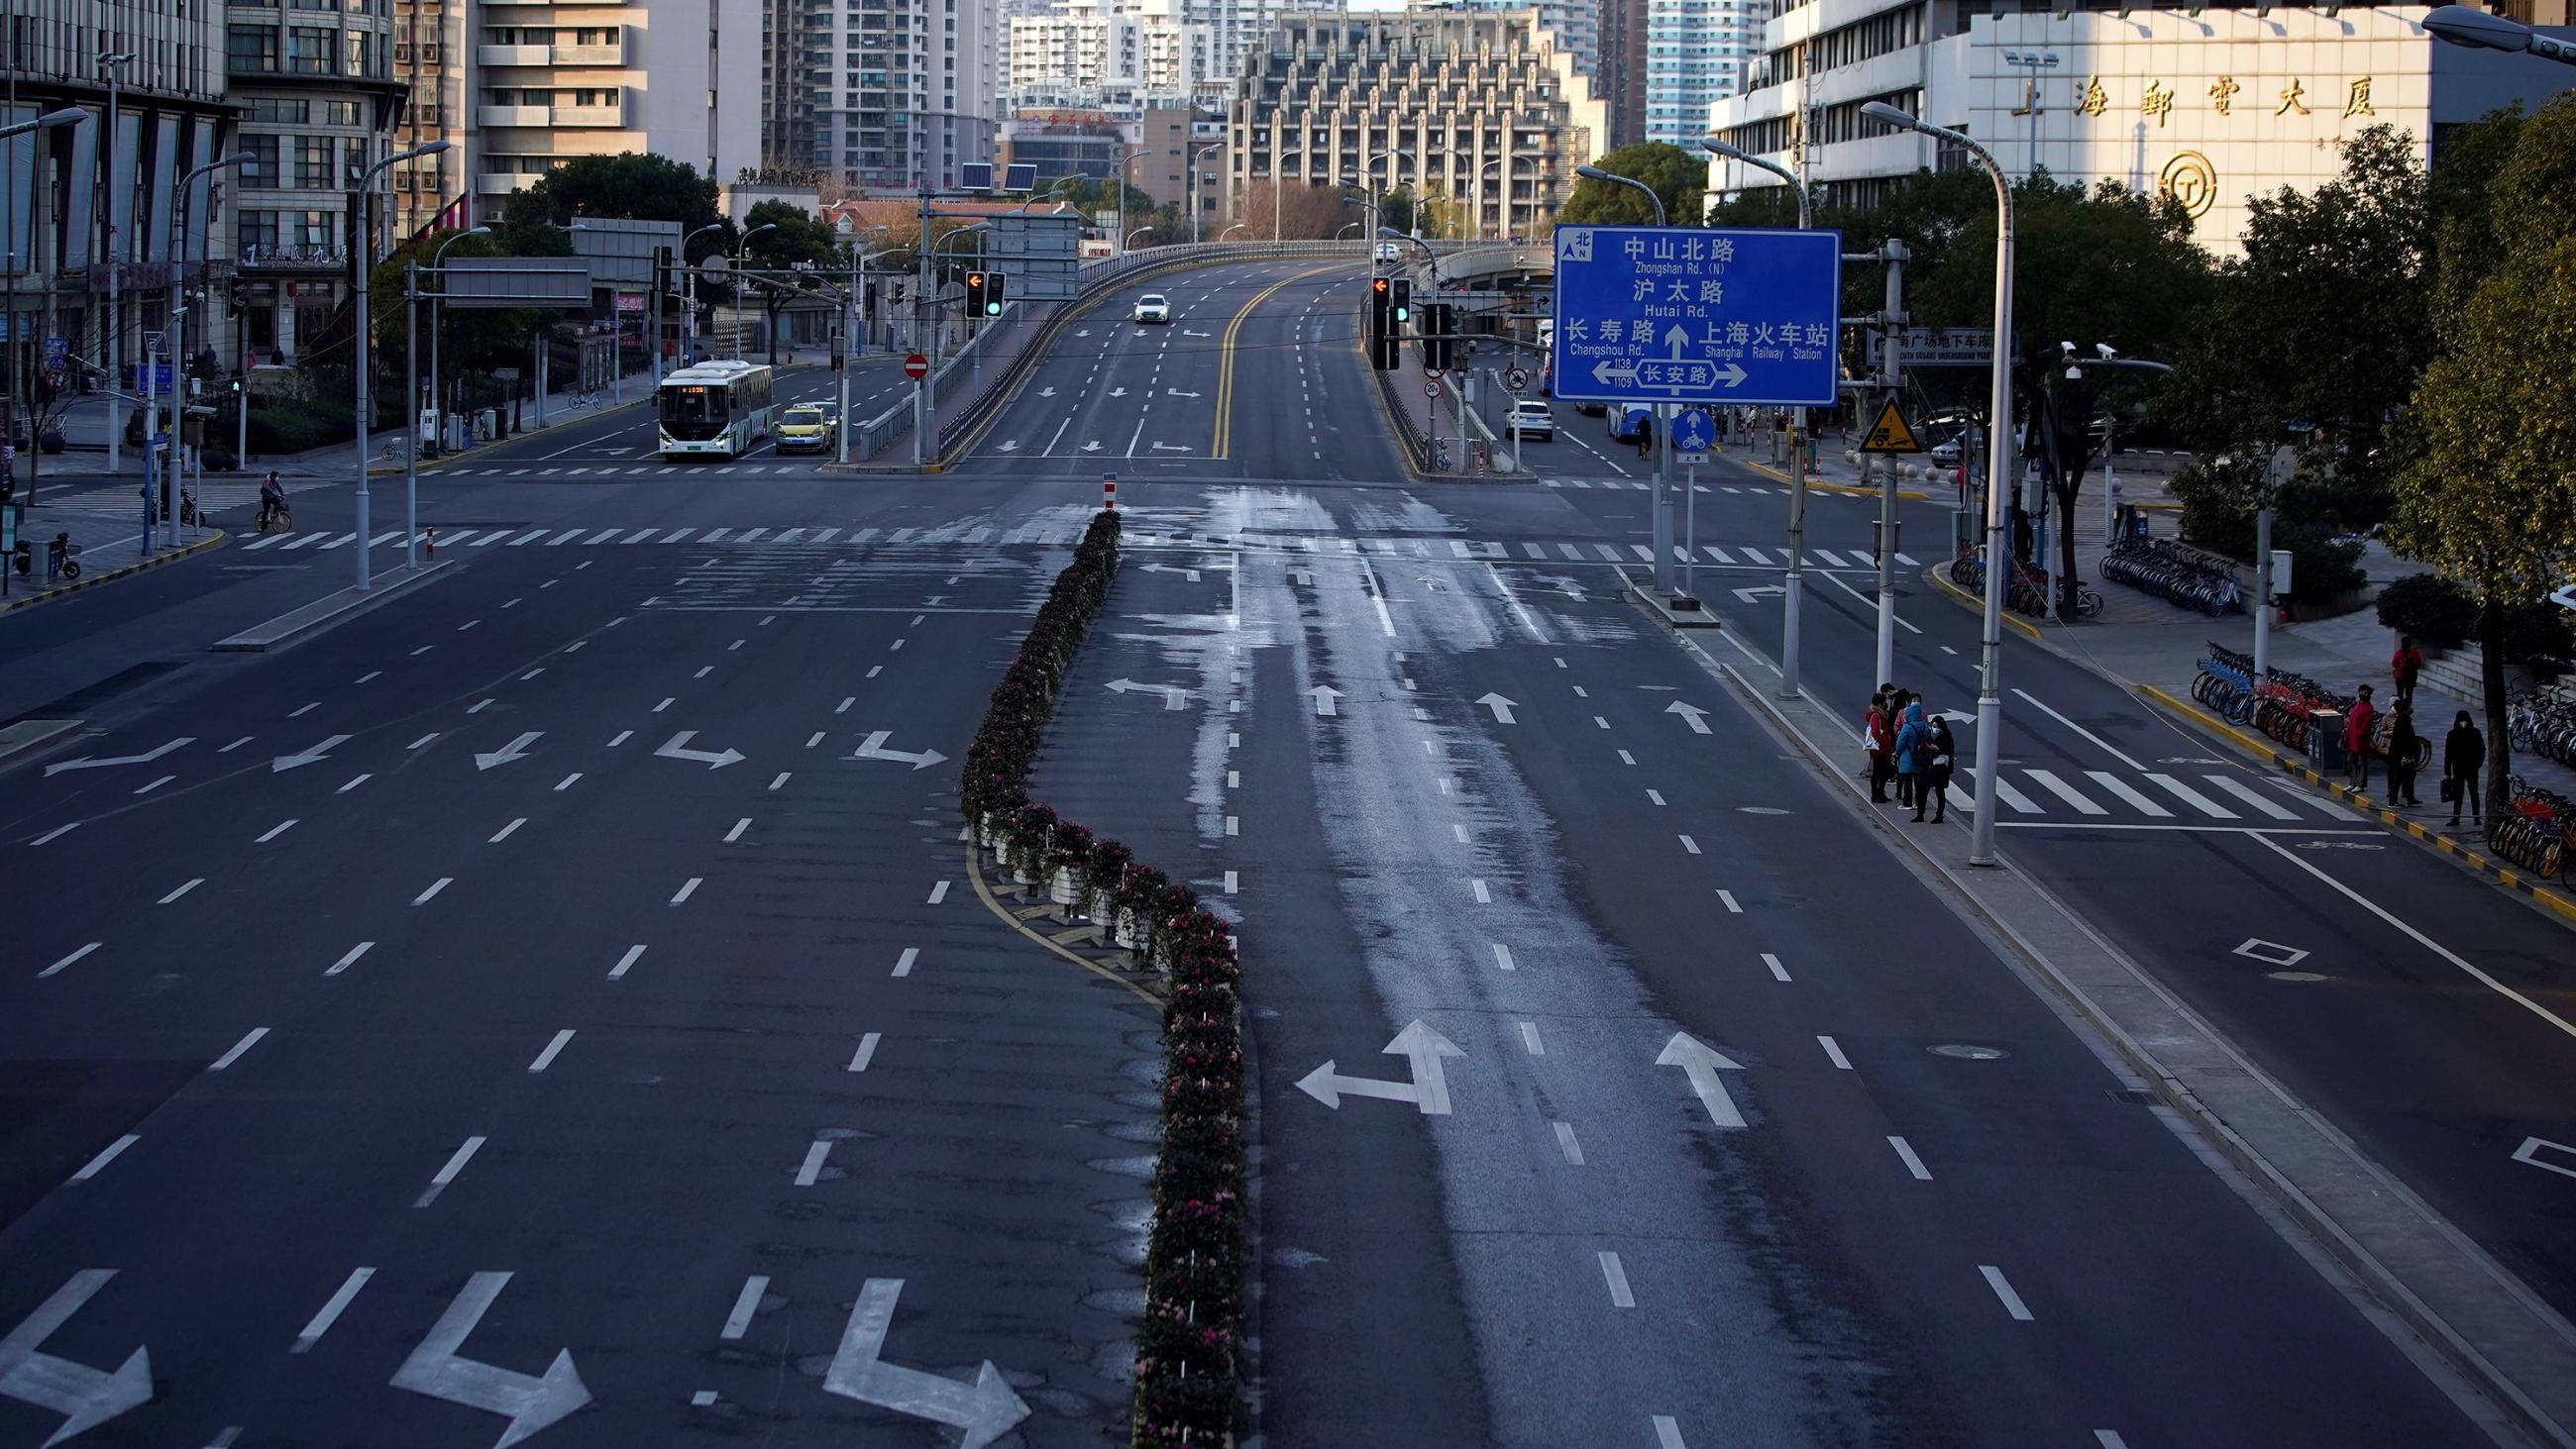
[1426,302,1455,371]
[1370,275,1390,333]
[1368,277,1396,369]
[964,271,987,317]
[983,270,1007,317]
[1389,277,1411,327]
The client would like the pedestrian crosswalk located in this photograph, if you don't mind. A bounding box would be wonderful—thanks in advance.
[1954,766,2358,827]
[1544,479,1799,496]
[39,476,330,515]
[427,463,826,477]
[234,521,1915,570]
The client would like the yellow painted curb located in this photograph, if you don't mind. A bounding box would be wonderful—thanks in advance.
[964,841,1164,1008]
[1747,459,1930,500]
[1923,560,2046,642]
[0,531,227,617]
[2135,682,2576,929]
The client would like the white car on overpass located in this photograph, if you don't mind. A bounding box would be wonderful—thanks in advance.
[1133,293,1171,324]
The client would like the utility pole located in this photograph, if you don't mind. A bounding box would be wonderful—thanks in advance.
[1873,242,1907,690]
[102,52,130,476]
[912,186,932,466]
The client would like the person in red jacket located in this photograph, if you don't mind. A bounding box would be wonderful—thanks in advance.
[2345,685,2379,792]
[1865,687,1894,803]
[2391,636,2423,706]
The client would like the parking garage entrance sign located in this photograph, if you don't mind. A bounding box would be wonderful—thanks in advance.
[1550,225,1841,407]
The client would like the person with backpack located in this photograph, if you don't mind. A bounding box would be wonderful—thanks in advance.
[1892,700,1928,812]
[1916,716,1956,823]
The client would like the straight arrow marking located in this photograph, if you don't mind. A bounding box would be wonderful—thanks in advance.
[1665,701,1711,735]
[1657,1032,1748,1129]
[1475,693,1518,725]
[390,1272,590,1449]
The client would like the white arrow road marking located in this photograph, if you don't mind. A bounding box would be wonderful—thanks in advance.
[1311,685,1342,717]
[1164,388,1202,397]
[1106,386,1127,397]
[474,732,543,771]
[1036,385,1058,396]
[1475,693,1519,725]
[1732,585,1785,603]
[1134,563,1201,580]
[1295,1021,1464,1115]
[391,1272,590,1448]
[997,440,1019,453]
[824,1280,1030,1449]
[1149,442,1194,453]
[1665,701,1711,735]
[848,731,949,771]
[272,734,353,772]
[654,730,744,770]
[43,737,194,776]
[1082,441,1104,453]
[1106,678,1194,708]
[1657,1032,1748,1129]
[0,1269,153,1445]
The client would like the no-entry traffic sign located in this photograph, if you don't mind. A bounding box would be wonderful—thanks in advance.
[904,354,928,379]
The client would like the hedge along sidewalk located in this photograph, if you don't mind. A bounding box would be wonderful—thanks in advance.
[954,508,1247,1447]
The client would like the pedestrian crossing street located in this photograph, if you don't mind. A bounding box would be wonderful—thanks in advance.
[233,519,1917,571]
[40,475,332,514]
[1956,765,2360,828]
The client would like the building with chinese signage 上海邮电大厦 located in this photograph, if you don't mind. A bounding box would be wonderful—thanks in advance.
[1707,3,2576,256]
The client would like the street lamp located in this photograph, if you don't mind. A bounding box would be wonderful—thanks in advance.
[100,52,132,477]
[2423,4,2576,61]
[1126,226,1157,252]
[0,107,84,142]
[351,139,450,590]
[1863,99,2014,867]
[403,223,490,573]
[1220,223,1248,242]
[1187,141,1224,244]
[910,221,990,466]
[1574,163,1665,226]
[1702,135,1819,699]
[153,149,252,549]
[733,221,778,360]
[2001,49,2062,178]
[1117,149,1156,257]
[426,224,490,460]
[1,107,84,502]
[1019,176,1079,213]
[1335,222,1361,241]
[681,220,724,365]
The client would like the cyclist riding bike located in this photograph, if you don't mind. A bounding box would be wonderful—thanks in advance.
[256,471,288,533]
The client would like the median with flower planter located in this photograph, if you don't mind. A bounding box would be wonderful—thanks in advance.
[958,507,1246,1447]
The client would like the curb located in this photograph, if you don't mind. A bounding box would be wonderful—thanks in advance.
[1920,560,2047,642]
[962,839,1163,1008]
[2136,682,2576,930]
[211,559,454,652]
[0,532,227,617]
[1746,459,1930,500]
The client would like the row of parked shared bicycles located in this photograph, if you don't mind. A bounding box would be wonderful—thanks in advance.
[2100,537,2245,615]
[1950,545,2104,618]
[2192,644,2429,768]
[2507,682,2576,769]
[2492,778,2573,880]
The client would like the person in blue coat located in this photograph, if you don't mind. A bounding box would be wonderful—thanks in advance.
[1892,701,1928,810]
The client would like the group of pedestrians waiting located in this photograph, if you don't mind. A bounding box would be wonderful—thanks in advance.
[2341,637,2486,827]
[1865,684,1955,824]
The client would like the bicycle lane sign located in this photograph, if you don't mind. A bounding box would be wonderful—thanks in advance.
[1549,225,1842,408]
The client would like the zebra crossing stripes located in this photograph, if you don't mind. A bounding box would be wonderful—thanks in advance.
[2024,770,2108,816]
[2080,773,2174,817]
[1947,766,2353,827]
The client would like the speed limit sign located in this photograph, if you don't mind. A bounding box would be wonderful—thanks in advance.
[1504,364,1532,392]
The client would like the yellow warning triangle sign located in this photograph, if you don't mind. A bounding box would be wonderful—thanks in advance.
[1858,399,1923,454]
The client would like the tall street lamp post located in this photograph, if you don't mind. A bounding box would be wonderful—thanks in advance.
[733,222,777,360]
[99,52,131,476]
[680,220,723,365]
[160,149,252,547]
[426,224,489,459]
[2000,49,2061,179]
[1573,163,1682,594]
[1187,141,1224,244]
[1862,100,2013,866]
[2423,5,2576,63]
[1117,149,1156,258]
[351,139,450,591]
[408,223,488,572]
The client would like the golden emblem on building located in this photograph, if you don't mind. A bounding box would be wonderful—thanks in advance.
[2159,151,2218,219]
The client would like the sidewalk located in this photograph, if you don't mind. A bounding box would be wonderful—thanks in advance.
[0,505,225,617]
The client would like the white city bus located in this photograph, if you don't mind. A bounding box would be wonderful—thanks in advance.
[657,361,777,459]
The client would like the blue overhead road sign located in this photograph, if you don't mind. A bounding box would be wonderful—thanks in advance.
[1550,225,1842,407]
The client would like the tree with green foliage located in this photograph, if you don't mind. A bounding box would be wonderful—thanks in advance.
[2392,95,2576,815]
[742,199,842,362]
[496,153,727,257]
[368,225,580,436]
[1558,143,1704,227]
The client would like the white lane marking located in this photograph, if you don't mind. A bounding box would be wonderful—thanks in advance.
[1678,834,1701,855]
[721,1277,770,1340]
[2083,772,2173,817]
[2023,770,2108,816]
[209,1027,270,1072]
[2009,687,2146,770]
[1519,1021,1545,1055]
[927,880,949,904]
[291,1267,376,1353]
[1597,1251,1636,1308]
[325,941,375,977]
[1492,943,1517,971]
[2202,773,2301,820]
[654,697,674,712]
[695,667,713,678]
[1824,569,1922,632]
[837,696,856,714]
[136,774,174,794]
[413,878,452,906]
[1763,953,1791,982]
[31,822,78,846]
[257,819,297,843]
[1980,1265,2035,1321]
[415,1135,485,1206]
[289,701,320,718]
[1470,879,1491,904]
[408,732,438,749]
[2143,772,2237,819]
[609,730,633,747]
[671,877,702,905]
[607,945,647,980]
[725,818,752,843]
[847,1033,882,1072]
[1812,548,1851,568]
[1594,715,1611,730]
[1888,1136,1933,1180]
[527,1029,576,1073]
[1555,1122,1585,1165]
[490,818,525,844]
[1716,889,1743,913]
[1226,815,1238,836]
[68,1134,140,1182]
[1647,789,1665,805]
[160,878,204,904]
[1654,1417,1687,1449]
[1958,769,2040,813]
[1452,823,1469,842]
[1224,871,1238,894]
[770,772,790,790]
[893,947,918,978]
[867,665,883,678]
[1817,1035,1852,1069]
[337,774,373,793]
[794,1140,832,1187]
[1619,750,1636,765]
[2251,833,2576,1042]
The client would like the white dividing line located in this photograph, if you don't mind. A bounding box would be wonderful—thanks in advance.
[1618,750,1636,765]
[1470,879,1491,904]
[805,731,823,749]
[2082,772,2174,817]
[1492,943,1517,971]
[1678,834,1701,855]
[1519,1021,1545,1055]
[1646,789,1666,806]
[671,877,702,905]
[325,942,375,977]
[893,947,919,978]
[415,1136,485,1207]
[1451,823,1469,843]
[609,945,646,980]
[2143,772,2237,819]
[1716,889,1743,913]
[208,1027,270,1071]
[69,1134,140,1182]
[1979,1265,2035,1321]
[769,773,791,791]
[1224,871,1238,895]
[1597,1251,1636,1308]
[1225,815,1238,836]
[136,775,173,794]
[721,1276,770,1340]
[527,1029,576,1073]
[160,878,204,904]
[291,1267,376,1353]
[221,734,255,753]
[926,880,950,904]
[2094,1434,2130,1448]
[38,947,99,983]
[31,822,77,846]
[490,818,525,843]
[2202,773,2301,821]
[409,732,439,750]
[289,701,320,718]
[837,696,856,714]
[413,878,452,906]
[1887,1136,1933,1181]
[1763,953,1791,983]
[2024,770,2108,817]
[2009,687,2146,770]
[867,666,883,679]
[794,1139,832,1187]
[608,730,633,747]
[257,819,297,843]
[1554,1121,1586,1165]
[2251,833,2576,1042]
[1817,1035,1853,1070]
[1654,1416,1687,1449]
[337,774,372,793]
[654,697,675,713]
[846,1032,882,1072]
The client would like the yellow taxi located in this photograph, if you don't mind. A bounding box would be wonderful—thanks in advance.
[776,402,836,453]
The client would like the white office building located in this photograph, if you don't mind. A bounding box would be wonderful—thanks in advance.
[1009,0,1215,100]
[1408,0,1601,77]
[1707,3,2576,254]
[810,0,1003,189]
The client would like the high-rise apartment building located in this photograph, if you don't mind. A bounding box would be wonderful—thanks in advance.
[1007,0,1216,105]
[1643,0,1756,147]
[1594,0,1648,146]
[1406,0,1599,79]
[809,0,1001,189]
